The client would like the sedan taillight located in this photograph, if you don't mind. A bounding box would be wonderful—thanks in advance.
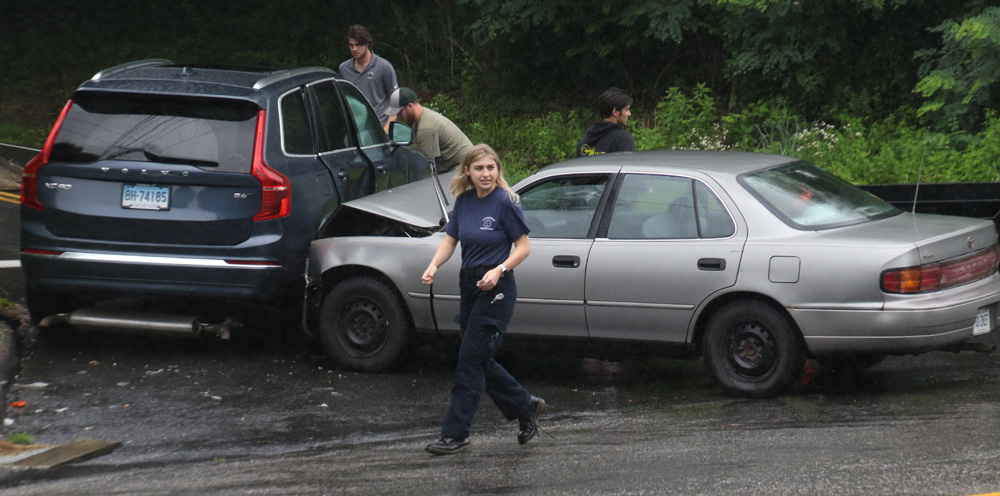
[21,100,73,210]
[882,244,1000,294]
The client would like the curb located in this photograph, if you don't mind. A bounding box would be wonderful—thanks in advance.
[0,317,18,424]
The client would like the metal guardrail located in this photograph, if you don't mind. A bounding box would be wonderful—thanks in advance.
[859,183,1000,222]
[0,142,39,166]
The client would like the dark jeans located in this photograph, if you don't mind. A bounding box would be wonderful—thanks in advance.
[440,268,532,440]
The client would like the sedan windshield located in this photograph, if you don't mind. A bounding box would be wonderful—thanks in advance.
[738,161,901,230]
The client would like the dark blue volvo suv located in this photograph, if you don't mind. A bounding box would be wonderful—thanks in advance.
[20,59,429,337]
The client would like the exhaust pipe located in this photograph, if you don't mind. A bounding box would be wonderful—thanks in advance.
[40,308,234,339]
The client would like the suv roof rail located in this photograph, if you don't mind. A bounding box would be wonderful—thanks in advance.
[92,59,174,81]
[253,66,337,90]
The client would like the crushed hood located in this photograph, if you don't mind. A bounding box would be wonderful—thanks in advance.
[341,171,458,228]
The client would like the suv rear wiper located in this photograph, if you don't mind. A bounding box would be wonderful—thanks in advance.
[96,146,219,168]
[99,146,147,161]
[143,149,219,168]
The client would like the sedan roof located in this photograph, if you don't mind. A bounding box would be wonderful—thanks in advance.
[344,151,802,229]
[534,150,798,179]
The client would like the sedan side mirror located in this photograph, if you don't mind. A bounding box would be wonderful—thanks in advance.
[388,121,413,147]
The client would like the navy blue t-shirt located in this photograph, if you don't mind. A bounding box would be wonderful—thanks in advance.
[446,187,530,269]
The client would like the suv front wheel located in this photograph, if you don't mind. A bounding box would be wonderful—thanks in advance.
[319,277,411,371]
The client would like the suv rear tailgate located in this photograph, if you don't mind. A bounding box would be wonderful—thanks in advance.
[37,91,262,246]
[38,162,260,245]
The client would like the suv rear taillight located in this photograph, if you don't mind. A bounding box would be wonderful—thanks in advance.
[251,110,290,221]
[882,244,1000,293]
[21,100,73,210]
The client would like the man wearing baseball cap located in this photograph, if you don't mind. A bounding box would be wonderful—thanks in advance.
[386,87,473,173]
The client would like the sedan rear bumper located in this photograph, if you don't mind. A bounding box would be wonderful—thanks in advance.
[792,284,1000,355]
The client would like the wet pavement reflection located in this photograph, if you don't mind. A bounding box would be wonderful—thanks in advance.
[3,325,1000,495]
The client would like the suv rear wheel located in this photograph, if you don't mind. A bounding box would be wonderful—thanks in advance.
[319,277,411,371]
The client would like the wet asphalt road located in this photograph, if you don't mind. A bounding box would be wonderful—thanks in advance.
[0,192,23,303]
[2,324,1000,495]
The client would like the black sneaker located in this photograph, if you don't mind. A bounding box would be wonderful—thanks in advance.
[517,396,545,444]
[425,436,471,455]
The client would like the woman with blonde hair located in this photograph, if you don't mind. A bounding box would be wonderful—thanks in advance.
[448,144,519,201]
[421,144,544,455]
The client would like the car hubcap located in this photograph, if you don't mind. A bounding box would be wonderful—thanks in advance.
[726,321,777,379]
[339,298,388,357]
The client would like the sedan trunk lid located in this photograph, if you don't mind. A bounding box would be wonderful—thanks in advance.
[820,212,999,264]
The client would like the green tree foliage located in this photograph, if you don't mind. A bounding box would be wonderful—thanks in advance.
[457,0,992,120]
[915,6,1000,133]
[456,0,711,98]
[4,0,1000,184]
[710,0,927,117]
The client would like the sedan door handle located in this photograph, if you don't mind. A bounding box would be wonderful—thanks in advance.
[552,255,580,268]
[336,169,348,180]
[698,258,726,271]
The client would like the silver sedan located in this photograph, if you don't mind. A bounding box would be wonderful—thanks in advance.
[307,151,1000,397]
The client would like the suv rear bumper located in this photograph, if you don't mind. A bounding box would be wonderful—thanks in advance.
[21,250,298,301]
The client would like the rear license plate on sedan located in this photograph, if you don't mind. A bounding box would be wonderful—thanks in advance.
[122,184,170,211]
[974,306,992,335]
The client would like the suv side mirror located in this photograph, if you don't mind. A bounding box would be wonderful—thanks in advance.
[388,121,413,146]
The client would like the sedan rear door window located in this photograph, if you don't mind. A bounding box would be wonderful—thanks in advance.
[695,180,736,238]
[608,174,735,239]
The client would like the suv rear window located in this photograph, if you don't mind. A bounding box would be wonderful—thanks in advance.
[51,92,259,173]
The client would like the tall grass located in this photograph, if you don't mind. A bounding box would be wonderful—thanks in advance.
[445,87,1000,185]
[5,84,998,186]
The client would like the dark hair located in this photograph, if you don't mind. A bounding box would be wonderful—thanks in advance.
[346,25,372,45]
[598,87,633,119]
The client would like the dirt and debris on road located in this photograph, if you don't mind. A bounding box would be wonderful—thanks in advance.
[0,156,20,191]
[0,145,33,190]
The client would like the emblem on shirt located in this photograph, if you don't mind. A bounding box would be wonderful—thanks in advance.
[480,216,496,231]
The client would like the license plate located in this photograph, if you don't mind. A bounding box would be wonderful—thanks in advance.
[122,184,170,211]
[974,306,992,335]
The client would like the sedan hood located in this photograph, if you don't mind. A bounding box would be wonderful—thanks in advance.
[341,171,457,229]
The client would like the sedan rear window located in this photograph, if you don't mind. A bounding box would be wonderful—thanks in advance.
[738,161,901,230]
[50,91,259,173]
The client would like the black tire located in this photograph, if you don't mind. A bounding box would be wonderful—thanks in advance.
[703,301,805,398]
[319,277,411,372]
[24,288,64,326]
[24,289,78,342]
